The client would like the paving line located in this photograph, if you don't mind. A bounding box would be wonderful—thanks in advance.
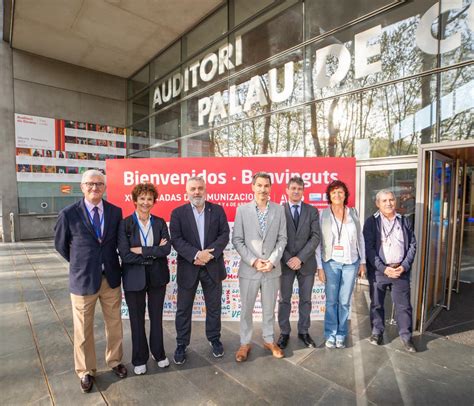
[20,241,110,405]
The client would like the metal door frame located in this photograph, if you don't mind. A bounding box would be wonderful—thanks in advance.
[414,140,474,332]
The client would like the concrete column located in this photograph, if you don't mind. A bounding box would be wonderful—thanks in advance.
[0,38,18,242]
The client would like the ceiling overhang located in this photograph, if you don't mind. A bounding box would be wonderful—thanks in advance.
[4,0,223,78]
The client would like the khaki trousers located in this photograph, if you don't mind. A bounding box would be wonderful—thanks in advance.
[70,276,123,378]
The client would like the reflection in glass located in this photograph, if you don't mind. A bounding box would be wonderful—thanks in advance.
[185,5,228,58]
[150,105,180,157]
[234,2,302,72]
[127,119,150,158]
[440,0,473,67]
[234,0,274,27]
[362,75,437,156]
[305,0,395,40]
[225,109,306,157]
[364,169,417,222]
[305,0,438,101]
[439,65,474,142]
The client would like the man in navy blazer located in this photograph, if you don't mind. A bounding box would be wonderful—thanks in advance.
[363,189,417,353]
[170,176,230,364]
[54,169,127,393]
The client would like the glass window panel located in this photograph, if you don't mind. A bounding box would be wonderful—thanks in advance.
[364,168,417,221]
[234,0,274,27]
[439,65,474,142]
[313,94,362,157]
[226,108,306,157]
[150,105,180,157]
[127,119,150,158]
[151,68,184,112]
[440,0,474,67]
[185,5,228,58]
[128,65,149,97]
[180,128,228,157]
[182,80,229,135]
[152,41,181,81]
[234,2,302,72]
[361,74,437,157]
[305,0,438,101]
[131,90,150,124]
[305,0,398,40]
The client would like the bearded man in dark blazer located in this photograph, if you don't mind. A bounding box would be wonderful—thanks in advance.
[170,176,230,365]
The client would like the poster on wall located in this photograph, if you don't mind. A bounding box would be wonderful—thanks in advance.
[107,157,356,321]
[15,114,126,182]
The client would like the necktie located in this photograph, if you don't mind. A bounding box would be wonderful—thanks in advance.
[92,206,102,239]
[292,205,300,229]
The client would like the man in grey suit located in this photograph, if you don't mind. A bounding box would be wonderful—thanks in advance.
[232,172,287,362]
[277,176,320,349]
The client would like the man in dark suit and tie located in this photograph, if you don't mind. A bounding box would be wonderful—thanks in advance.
[170,176,230,365]
[54,169,127,393]
[277,176,320,349]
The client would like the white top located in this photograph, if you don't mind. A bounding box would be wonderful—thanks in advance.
[329,211,360,265]
[316,207,366,268]
[135,212,154,247]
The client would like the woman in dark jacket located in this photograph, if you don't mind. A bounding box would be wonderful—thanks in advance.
[118,183,171,375]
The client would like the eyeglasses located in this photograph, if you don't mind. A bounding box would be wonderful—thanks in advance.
[83,182,105,189]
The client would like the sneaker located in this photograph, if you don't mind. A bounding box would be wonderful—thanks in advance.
[325,340,336,349]
[369,334,383,346]
[402,338,417,353]
[157,357,170,368]
[209,339,224,358]
[174,344,187,365]
[336,340,346,349]
[133,364,147,375]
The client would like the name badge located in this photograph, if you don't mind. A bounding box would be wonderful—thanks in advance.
[333,245,345,258]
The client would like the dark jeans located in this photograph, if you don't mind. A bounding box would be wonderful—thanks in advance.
[175,267,222,346]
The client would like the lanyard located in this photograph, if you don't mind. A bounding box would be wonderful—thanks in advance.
[87,208,104,239]
[330,206,345,244]
[133,212,153,246]
[382,217,398,241]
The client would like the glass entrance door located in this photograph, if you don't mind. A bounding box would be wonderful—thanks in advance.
[358,161,417,225]
[420,152,455,329]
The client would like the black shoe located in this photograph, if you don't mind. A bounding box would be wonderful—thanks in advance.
[112,363,128,378]
[209,339,224,358]
[277,334,290,349]
[174,344,187,364]
[402,338,417,353]
[369,334,383,346]
[80,374,93,393]
[298,333,316,348]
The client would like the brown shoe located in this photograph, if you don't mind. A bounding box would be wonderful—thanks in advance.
[80,374,93,393]
[263,342,285,359]
[235,344,251,362]
[112,363,128,378]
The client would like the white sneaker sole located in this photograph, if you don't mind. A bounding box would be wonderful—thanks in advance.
[157,357,170,368]
[134,366,147,375]
[209,342,224,358]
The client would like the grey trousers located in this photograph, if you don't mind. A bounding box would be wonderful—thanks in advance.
[278,270,315,335]
[239,276,279,345]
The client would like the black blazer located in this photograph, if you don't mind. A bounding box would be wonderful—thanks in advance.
[282,202,320,276]
[118,214,171,291]
[170,202,230,289]
[54,199,122,295]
